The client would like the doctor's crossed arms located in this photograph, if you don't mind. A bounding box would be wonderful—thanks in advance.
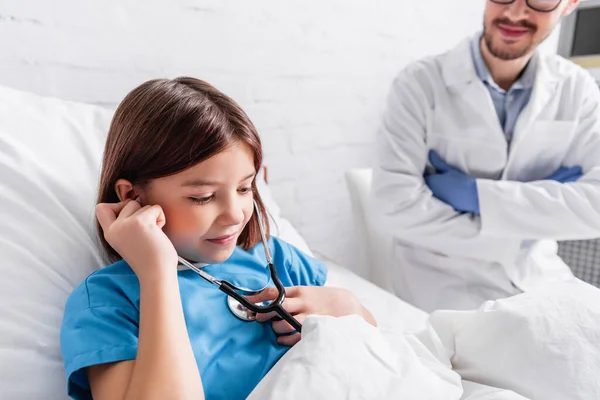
[370,0,600,312]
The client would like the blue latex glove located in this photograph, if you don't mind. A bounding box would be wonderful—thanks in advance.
[424,150,480,214]
[543,166,583,183]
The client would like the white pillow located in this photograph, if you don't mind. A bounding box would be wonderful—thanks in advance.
[0,85,110,400]
[426,278,600,400]
[0,85,312,400]
[255,174,313,256]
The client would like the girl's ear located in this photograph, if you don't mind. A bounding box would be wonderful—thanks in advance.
[114,179,137,202]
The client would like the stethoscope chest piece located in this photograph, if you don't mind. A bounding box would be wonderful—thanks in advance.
[227,296,271,322]
[227,295,258,321]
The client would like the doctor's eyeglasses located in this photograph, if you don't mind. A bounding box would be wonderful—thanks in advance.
[490,0,563,13]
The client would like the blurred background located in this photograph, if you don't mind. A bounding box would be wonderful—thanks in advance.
[0,0,577,270]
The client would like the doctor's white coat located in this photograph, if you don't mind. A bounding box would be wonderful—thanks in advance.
[371,37,600,312]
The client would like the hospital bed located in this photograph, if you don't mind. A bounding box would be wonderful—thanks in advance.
[0,85,427,400]
[3,85,600,400]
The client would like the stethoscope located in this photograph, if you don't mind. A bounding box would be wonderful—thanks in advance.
[177,200,302,333]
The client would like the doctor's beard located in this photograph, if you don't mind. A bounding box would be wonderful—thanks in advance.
[484,17,548,61]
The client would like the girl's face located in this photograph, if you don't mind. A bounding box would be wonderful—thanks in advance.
[137,142,256,264]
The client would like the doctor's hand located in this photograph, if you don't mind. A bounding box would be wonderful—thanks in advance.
[96,199,178,283]
[249,286,376,346]
[424,150,480,214]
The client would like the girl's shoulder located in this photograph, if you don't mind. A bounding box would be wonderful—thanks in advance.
[241,236,328,287]
[242,236,312,262]
[64,260,139,317]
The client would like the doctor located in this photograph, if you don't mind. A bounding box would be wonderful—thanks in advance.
[371,0,600,312]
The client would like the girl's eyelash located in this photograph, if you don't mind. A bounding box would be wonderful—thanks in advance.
[189,195,214,204]
[189,188,251,205]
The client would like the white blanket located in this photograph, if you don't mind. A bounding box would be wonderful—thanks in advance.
[248,315,463,400]
[425,278,600,400]
[249,278,600,400]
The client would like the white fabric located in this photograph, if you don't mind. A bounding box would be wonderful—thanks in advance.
[250,278,600,400]
[370,36,600,312]
[425,277,600,400]
[0,85,112,400]
[0,85,427,399]
[248,315,464,400]
[323,258,428,334]
[460,381,530,400]
[256,174,314,257]
[344,168,396,293]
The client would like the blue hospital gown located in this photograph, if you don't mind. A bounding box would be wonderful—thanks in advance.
[60,237,327,400]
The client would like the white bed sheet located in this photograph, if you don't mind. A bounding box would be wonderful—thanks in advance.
[321,258,429,333]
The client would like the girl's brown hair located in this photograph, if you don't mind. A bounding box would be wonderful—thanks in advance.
[97,77,269,262]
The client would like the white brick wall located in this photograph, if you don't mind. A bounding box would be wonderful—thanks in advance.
[3,0,555,269]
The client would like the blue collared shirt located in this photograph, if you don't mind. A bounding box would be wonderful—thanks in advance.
[470,34,537,141]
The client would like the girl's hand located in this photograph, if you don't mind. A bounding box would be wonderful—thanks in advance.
[249,286,376,346]
[96,199,178,283]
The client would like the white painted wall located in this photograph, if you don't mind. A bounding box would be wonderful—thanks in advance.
[0,0,494,268]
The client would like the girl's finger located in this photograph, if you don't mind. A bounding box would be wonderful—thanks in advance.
[95,200,132,230]
[116,198,143,220]
[247,286,306,304]
[277,333,301,347]
[281,286,305,298]
[131,205,168,231]
[272,313,306,334]
[255,311,279,322]
[278,297,304,315]
[255,297,303,322]
[245,287,279,304]
[255,297,304,322]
